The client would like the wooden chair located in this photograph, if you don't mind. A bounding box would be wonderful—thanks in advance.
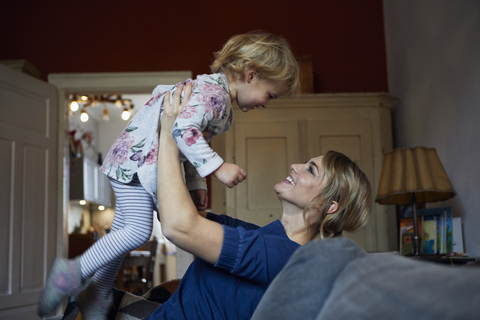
[117,237,158,294]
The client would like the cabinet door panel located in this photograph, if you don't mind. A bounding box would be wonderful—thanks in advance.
[233,121,300,227]
[83,158,96,203]
[97,169,112,207]
[0,64,58,316]
[306,119,376,251]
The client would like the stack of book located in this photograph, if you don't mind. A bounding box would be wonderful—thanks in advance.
[399,206,463,255]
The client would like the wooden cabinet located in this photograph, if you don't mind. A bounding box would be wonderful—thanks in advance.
[68,233,96,259]
[211,93,397,252]
[70,156,112,207]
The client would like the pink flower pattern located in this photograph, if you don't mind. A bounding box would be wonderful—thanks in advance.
[182,127,201,146]
[178,105,197,119]
[145,92,163,107]
[104,131,135,167]
[198,84,227,119]
[144,142,158,166]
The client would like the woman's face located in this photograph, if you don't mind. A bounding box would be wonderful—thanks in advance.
[274,156,328,210]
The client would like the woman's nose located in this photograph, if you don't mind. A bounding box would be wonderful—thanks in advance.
[290,164,298,172]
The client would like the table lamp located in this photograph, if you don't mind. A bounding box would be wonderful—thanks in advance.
[376,147,456,256]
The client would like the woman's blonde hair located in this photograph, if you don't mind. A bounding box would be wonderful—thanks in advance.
[304,151,372,239]
[210,31,301,97]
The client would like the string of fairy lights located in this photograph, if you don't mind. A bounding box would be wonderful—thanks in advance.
[68,94,134,122]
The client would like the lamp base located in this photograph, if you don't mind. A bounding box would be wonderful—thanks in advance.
[410,235,422,256]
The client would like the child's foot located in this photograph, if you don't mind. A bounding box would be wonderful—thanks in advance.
[76,282,112,320]
[37,257,84,317]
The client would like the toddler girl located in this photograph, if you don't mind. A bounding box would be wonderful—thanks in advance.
[38,31,300,319]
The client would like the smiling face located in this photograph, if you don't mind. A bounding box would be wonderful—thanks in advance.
[235,69,288,112]
[274,156,329,211]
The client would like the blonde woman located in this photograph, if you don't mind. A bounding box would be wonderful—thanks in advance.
[148,84,372,319]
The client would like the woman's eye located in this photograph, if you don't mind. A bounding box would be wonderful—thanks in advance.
[308,166,314,174]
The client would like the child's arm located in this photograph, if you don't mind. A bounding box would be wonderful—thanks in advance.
[171,75,246,188]
[212,162,247,188]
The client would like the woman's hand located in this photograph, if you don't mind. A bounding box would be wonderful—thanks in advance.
[161,82,192,134]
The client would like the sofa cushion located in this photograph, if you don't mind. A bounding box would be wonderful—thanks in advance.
[316,252,480,320]
[251,237,367,320]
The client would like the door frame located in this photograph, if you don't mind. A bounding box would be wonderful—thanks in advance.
[48,71,192,258]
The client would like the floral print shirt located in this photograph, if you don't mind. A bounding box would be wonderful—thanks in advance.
[100,73,232,199]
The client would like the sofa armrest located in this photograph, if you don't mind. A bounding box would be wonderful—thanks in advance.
[252,237,367,320]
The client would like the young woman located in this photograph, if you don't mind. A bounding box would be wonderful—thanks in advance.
[146,84,373,319]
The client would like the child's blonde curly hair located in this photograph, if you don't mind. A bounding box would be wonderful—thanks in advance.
[210,31,301,97]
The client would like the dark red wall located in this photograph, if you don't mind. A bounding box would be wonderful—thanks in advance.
[0,0,388,93]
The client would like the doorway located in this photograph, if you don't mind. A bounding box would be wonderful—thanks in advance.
[48,71,192,281]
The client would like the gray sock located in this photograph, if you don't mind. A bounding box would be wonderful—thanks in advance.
[75,282,112,320]
[37,257,85,317]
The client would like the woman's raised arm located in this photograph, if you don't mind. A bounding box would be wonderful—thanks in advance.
[157,83,224,264]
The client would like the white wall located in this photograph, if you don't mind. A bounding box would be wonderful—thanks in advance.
[383,0,480,255]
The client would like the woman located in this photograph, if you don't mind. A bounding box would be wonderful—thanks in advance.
[149,83,372,319]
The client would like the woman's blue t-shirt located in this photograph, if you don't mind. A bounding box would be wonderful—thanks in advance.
[146,213,300,320]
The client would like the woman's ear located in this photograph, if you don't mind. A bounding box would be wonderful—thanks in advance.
[326,201,339,214]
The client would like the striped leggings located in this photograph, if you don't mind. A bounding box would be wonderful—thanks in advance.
[80,174,155,296]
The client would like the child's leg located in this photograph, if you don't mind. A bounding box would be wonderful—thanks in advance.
[37,256,84,316]
[89,204,128,297]
[81,175,154,296]
[38,175,154,317]
[74,175,154,319]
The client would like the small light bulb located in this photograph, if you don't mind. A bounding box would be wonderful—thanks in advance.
[81,96,89,101]
[103,108,109,121]
[69,100,79,112]
[115,95,123,108]
[98,205,105,211]
[79,200,86,205]
[80,109,89,122]
[121,107,130,120]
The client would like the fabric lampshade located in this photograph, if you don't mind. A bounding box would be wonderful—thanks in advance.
[376,147,456,205]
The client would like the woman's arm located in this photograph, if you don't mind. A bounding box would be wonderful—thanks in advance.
[157,83,224,265]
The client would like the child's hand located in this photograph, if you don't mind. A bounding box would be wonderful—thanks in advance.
[213,163,247,188]
[189,189,208,210]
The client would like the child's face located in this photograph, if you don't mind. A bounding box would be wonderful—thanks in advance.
[236,71,288,112]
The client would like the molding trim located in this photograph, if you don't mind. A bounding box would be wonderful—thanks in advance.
[269,92,397,109]
[48,71,192,93]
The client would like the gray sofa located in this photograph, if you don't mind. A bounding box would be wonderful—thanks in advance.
[252,237,480,320]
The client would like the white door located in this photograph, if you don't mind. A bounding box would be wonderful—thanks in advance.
[0,64,58,319]
[232,121,300,226]
[306,119,376,251]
